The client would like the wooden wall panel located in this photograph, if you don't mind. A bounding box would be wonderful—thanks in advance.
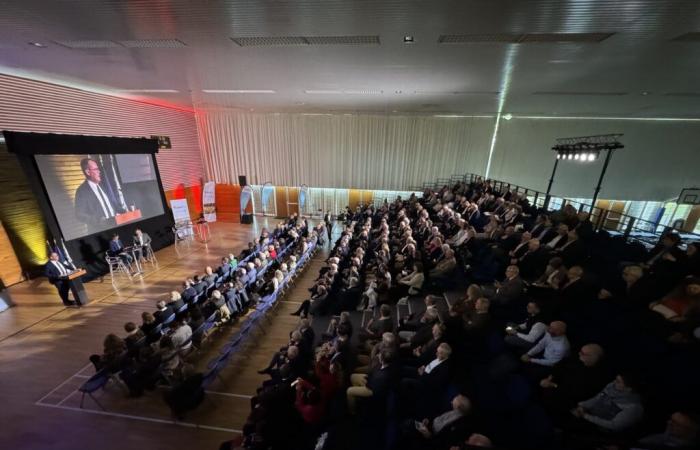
[348,189,362,210]
[362,190,374,206]
[164,185,203,220]
[0,221,23,286]
[215,184,241,223]
[276,188,288,218]
[0,146,49,279]
[287,187,299,216]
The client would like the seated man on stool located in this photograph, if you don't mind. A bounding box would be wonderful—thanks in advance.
[109,233,135,274]
[45,252,77,307]
[132,228,152,263]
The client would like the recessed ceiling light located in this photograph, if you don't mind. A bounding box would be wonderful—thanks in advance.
[503,113,513,120]
[202,89,276,94]
[641,91,650,96]
[28,42,46,48]
[343,89,383,95]
[404,35,414,43]
[304,89,343,94]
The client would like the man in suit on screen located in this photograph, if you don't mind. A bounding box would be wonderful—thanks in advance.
[45,252,76,306]
[74,158,124,233]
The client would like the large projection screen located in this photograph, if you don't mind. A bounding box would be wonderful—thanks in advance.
[35,153,165,241]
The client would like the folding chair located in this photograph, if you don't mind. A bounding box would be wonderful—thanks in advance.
[105,254,132,286]
[78,369,111,410]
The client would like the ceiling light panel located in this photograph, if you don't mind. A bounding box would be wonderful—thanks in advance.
[671,32,700,42]
[520,32,614,43]
[343,89,383,95]
[304,89,383,95]
[414,90,500,95]
[119,39,187,48]
[231,36,308,47]
[437,33,613,44]
[120,89,179,93]
[304,35,379,45]
[533,91,628,96]
[438,34,522,43]
[202,89,276,94]
[54,40,120,48]
[304,89,344,94]
[231,35,380,47]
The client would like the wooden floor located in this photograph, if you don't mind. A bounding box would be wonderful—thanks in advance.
[0,220,327,450]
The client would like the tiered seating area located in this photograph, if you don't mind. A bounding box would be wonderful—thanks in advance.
[227,179,699,450]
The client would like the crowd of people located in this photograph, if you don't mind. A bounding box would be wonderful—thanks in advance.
[89,214,325,407]
[226,179,699,450]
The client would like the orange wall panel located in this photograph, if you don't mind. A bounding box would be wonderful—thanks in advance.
[348,189,362,210]
[0,221,24,286]
[276,188,288,218]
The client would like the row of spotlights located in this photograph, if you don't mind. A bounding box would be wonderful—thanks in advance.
[556,152,598,161]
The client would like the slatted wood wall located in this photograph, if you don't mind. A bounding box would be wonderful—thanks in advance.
[0,145,49,282]
[0,74,203,191]
[0,221,23,286]
[0,74,204,283]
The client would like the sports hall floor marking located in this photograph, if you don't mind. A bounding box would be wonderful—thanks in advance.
[34,402,241,434]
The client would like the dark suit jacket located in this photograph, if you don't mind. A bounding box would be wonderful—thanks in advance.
[518,248,549,280]
[44,260,73,284]
[367,365,396,399]
[181,287,197,303]
[133,232,152,247]
[193,281,207,295]
[493,276,525,305]
[419,359,450,393]
[154,306,175,324]
[109,239,125,256]
[203,273,217,286]
[534,227,557,244]
[559,239,587,267]
[167,298,185,312]
[74,180,121,230]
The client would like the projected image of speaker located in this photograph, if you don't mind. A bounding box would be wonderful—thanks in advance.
[34,153,165,240]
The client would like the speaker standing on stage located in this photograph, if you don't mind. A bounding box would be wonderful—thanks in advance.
[74,158,124,233]
[45,252,76,306]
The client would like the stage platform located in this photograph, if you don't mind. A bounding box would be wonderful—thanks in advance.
[0,219,326,450]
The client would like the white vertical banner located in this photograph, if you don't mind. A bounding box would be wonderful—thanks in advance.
[202,181,217,222]
[170,199,191,223]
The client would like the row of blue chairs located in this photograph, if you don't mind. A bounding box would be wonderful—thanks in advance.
[202,240,318,389]
[78,233,315,410]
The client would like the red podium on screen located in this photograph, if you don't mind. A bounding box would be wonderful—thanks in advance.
[115,209,142,225]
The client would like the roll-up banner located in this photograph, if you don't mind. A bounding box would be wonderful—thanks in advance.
[203,181,217,222]
[240,185,253,212]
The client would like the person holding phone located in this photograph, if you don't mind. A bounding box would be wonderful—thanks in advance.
[398,395,472,450]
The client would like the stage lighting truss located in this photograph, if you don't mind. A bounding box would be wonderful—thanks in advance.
[552,133,623,162]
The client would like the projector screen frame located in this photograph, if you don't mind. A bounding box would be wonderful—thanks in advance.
[2,131,175,279]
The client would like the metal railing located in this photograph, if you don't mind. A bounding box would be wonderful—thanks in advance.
[413,173,700,247]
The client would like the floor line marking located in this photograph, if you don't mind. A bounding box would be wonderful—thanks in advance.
[34,402,240,434]
[56,390,77,407]
[35,363,93,404]
[205,390,253,399]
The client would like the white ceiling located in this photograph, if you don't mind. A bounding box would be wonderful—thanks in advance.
[1,0,700,117]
